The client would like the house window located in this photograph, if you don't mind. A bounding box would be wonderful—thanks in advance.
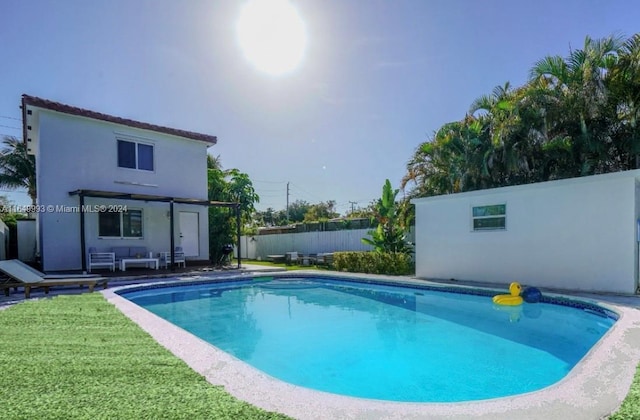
[117,140,154,171]
[472,204,506,231]
[98,209,143,238]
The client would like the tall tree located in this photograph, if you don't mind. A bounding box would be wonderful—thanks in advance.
[608,34,640,168]
[403,33,640,200]
[303,200,339,222]
[286,200,310,223]
[0,136,36,205]
[529,34,624,176]
[207,157,259,262]
[224,168,260,224]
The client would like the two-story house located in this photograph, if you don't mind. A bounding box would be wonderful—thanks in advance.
[21,94,237,272]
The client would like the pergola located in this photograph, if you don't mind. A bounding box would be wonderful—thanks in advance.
[68,189,242,272]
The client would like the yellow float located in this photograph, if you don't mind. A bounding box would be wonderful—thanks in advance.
[492,282,523,306]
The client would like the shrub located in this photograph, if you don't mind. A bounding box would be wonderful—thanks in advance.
[334,251,413,275]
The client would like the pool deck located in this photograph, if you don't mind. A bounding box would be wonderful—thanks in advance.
[100,269,640,420]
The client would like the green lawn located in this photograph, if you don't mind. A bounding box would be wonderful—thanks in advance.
[1,292,637,419]
[610,365,640,419]
[244,259,331,271]
[0,294,291,420]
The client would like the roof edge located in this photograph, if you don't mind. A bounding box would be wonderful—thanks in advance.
[21,94,217,145]
[410,169,640,204]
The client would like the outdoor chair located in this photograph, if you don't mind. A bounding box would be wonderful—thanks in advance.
[0,260,108,298]
[286,252,299,265]
[159,247,186,269]
[87,247,116,272]
[305,253,318,266]
[317,253,334,267]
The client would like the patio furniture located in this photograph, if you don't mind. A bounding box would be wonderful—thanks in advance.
[286,252,299,265]
[111,246,157,270]
[0,260,108,298]
[302,253,317,266]
[317,253,334,267]
[87,247,116,272]
[120,257,159,271]
[159,248,186,269]
[267,254,286,263]
[112,246,149,260]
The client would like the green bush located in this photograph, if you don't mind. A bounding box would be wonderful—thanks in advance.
[333,251,413,275]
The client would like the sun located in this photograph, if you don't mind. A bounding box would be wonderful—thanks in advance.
[236,0,307,76]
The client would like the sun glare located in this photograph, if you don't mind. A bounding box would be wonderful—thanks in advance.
[236,0,307,76]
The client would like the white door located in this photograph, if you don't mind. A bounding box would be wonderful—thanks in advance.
[179,212,200,257]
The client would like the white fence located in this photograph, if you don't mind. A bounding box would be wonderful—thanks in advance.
[237,227,415,260]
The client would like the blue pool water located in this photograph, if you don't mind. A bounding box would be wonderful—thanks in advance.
[120,276,616,402]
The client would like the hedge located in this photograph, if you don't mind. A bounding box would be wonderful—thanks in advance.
[333,251,413,275]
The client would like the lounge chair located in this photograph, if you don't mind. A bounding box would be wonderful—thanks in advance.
[0,260,108,299]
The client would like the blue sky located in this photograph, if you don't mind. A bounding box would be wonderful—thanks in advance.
[1,0,638,214]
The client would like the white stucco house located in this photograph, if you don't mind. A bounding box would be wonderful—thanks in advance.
[21,94,239,272]
[412,170,640,294]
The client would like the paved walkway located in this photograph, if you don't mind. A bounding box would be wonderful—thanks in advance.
[420,276,640,309]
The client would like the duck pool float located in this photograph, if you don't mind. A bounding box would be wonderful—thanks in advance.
[493,282,523,306]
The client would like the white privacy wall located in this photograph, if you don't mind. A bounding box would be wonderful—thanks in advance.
[412,170,640,294]
[253,229,375,257]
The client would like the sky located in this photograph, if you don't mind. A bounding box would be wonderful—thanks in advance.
[1,0,639,215]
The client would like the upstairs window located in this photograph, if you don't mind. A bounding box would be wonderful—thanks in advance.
[472,204,506,231]
[118,139,154,171]
[98,209,143,238]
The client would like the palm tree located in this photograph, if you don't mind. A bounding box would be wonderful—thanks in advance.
[0,136,36,205]
[607,34,640,168]
[529,35,624,176]
[402,33,639,200]
[207,153,223,170]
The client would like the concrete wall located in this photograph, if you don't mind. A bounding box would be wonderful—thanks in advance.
[0,218,10,260]
[17,219,35,262]
[412,170,640,294]
[32,109,211,270]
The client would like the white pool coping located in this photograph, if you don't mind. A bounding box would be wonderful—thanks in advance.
[104,272,640,419]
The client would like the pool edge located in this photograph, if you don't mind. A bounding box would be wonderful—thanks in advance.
[104,272,640,420]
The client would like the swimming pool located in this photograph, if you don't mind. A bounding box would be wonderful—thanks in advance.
[119,275,618,403]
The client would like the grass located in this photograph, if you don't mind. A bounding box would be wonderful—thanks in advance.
[610,365,640,419]
[244,259,331,271]
[0,293,291,420]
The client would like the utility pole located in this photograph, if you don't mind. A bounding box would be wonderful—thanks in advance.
[286,182,290,224]
[349,201,357,214]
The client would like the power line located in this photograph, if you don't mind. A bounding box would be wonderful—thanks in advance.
[253,179,287,184]
[0,115,21,121]
[0,124,20,130]
[256,187,286,193]
[289,183,327,202]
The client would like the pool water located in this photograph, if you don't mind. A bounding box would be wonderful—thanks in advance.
[121,277,616,402]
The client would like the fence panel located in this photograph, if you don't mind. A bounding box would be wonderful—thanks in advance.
[238,227,415,260]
